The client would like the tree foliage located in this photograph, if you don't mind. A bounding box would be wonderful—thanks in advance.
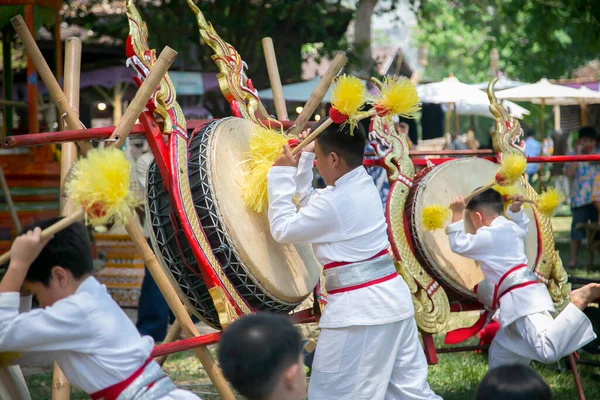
[62,0,354,88]
[411,0,600,83]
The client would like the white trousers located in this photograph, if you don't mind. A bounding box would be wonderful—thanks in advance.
[308,318,441,400]
[489,303,596,369]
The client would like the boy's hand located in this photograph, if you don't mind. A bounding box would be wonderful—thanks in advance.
[449,196,466,213]
[510,194,524,212]
[274,144,301,167]
[297,129,315,153]
[9,228,51,271]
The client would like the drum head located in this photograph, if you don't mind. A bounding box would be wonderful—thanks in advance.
[413,158,539,299]
[208,119,321,303]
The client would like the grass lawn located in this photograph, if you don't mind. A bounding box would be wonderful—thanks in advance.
[23,216,600,399]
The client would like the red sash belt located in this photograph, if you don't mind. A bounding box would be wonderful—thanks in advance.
[444,264,536,345]
[90,358,153,400]
[324,249,389,270]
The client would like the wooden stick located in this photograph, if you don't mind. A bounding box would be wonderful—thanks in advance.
[291,107,377,156]
[108,47,178,149]
[288,53,347,137]
[10,15,91,155]
[124,217,235,400]
[155,320,182,367]
[0,366,31,400]
[60,38,82,217]
[53,36,83,400]
[262,37,288,120]
[0,209,84,266]
[291,118,332,156]
[0,166,21,234]
[464,183,494,203]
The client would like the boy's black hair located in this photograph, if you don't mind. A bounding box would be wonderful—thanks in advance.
[218,313,303,400]
[466,188,504,216]
[316,121,366,168]
[24,218,94,286]
[579,126,597,140]
[475,364,551,400]
[526,129,536,138]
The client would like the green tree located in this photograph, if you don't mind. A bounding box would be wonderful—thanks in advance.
[62,0,354,87]
[411,0,600,83]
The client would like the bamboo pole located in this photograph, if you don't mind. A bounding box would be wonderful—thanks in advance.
[60,38,82,216]
[124,217,235,399]
[539,98,545,141]
[52,36,85,400]
[0,166,21,234]
[108,47,178,148]
[0,366,31,400]
[288,53,347,137]
[262,37,288,120]
[10,16,91,155]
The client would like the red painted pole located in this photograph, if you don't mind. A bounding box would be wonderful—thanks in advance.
[151,332,222,358]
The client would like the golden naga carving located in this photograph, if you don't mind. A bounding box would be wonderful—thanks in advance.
[125,0,186,136]
[488,78,570,310]
[187,0,276,126]
[368,80,450,333]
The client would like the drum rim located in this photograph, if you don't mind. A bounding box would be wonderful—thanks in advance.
[203,118,305,307]
[411,158,496,300]
[145,158,220,328]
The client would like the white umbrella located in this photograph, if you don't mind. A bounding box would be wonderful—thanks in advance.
[527,86,600,106]
[495,78,584,101]
[471,76,527,90]
[496,78,591,136]
[418,76,529,120]
[447,100,530,120]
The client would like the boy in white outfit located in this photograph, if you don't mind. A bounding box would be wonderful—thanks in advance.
[267,123,441,400]
[0,219,200,399]
[447,189,599,369]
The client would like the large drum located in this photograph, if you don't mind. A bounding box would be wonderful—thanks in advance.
[406,158,539,301]
[146,118,321,328]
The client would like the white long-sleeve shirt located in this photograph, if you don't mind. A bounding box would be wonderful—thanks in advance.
[446,209,554,327]
[0,276,196,399]
[267,152,414,328]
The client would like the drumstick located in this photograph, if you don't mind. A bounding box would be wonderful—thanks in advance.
[11,15,92,155]
[288,53,347,137]
[291,108,378,156]
[0,210,85,266]
[107,47,178,149]
[502,195,536,205]
[262,38,288,120]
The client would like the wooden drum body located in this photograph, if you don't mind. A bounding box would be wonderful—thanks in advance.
[406,158,540,302]
[146,118,320,328]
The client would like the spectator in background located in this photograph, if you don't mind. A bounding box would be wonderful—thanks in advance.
[550,129,570,206]
[524,129,542,185]
[218,313,306,400]
[475,364,551,400]
[565,126,600,269]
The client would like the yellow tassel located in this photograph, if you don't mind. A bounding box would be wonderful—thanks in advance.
[330,75,368,133]
[375,76,421,119]
[421,204,451,231]
[0,352,20,368]
[242,126,290,213]
[537,187,561,215]
[497,153,527,186]
[66,147,142,226]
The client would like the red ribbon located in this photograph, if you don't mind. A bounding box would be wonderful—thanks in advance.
[329,107,348,124]
[444,311,489,345]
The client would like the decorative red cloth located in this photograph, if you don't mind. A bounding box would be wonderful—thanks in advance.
[90,358,153,400]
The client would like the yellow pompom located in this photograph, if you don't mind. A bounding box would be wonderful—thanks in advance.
[242,126,290,213]
[421,204,451,231]
[330,75,368,118]
[375,76,421,119]
[492,185,519,212]
[0,352,21,368]
[537,187,561,216]
[66,147,141,226]
[496,153,527,186]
